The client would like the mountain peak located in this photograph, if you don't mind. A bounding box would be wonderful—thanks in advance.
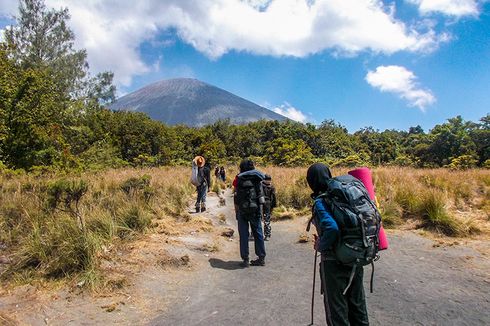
[110,78,286,127]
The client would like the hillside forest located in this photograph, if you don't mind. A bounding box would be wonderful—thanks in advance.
[1,0,489,173]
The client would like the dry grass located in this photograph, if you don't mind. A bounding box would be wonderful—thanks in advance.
[0,167,194,287]
[263,166,490,238]
[1,165,487,288]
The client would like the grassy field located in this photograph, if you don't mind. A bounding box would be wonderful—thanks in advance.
[0,167,194,287]
[265,166,490,237]
[1,166,488,287]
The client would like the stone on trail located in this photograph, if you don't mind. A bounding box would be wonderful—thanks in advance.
[221,228,235,238]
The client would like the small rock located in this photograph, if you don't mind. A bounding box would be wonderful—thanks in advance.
[298,233,309,243]
[101,303,117,312]
[180,255,190,265]
[221,228,234,238]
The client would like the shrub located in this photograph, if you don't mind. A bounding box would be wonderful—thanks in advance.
[117,206,151,238]
[419,190,462,236]
[121,175,151,195]
[8,216,97,278]
[46,179,88,229]
[447,155,478,170]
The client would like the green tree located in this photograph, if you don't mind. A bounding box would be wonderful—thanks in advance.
[5,0,115,103]
[5,0,88,97]
[0,47,68,168]
[425,116,477,166]
[469,114,490,165]
[265,138,314,166]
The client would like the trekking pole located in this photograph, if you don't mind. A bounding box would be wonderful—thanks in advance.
[309,249,318,326]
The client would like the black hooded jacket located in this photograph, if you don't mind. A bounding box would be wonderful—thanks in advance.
[306,163,332,197]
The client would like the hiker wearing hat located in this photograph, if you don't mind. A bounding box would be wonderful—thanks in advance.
[306,163,370,326]
[234,158,267,267]
[261,174,276,241]
[193,156,211,213]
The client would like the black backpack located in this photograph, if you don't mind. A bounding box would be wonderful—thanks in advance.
[262,181,274,207]
[310,175,381,294]
[235,174,264,217]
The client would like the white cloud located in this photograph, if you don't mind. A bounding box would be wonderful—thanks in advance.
[272,102,308,122]
[407,0,480,16]
[365,65,436,110]
[1,1,450,87]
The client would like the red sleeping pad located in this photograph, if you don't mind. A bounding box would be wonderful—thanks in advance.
[348,167,389,251]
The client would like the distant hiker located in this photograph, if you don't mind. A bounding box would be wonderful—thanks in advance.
[261,174,276,241]
[307,163,380,326]
[234,158,267,267]
[214,166,220,179]
[219,166,226,182]
[191,156,211,213]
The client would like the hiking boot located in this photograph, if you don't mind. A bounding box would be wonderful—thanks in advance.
[195,206,200,213]
[264,235,270,241]
[240,259,249,268]
[201,204,206,212]
[250,257,265,266]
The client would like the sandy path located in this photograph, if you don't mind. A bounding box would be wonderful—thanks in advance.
[152,190,490,326]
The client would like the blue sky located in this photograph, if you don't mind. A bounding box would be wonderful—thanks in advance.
[1,0,489,132]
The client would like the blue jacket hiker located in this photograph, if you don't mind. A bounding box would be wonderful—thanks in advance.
[234,159,266,267]
[307,163,369,326]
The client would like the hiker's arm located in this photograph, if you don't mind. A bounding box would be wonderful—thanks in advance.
[313,199,339,252]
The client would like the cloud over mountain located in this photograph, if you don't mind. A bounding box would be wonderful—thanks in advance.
[7,0,460,86]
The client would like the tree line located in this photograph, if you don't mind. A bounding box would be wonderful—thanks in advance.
[1,0,488,172]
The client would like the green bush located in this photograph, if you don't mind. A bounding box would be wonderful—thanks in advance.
[447,155,478,170]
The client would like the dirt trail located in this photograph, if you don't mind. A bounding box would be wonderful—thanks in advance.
[1,189,489,325]
[152,189,490,326]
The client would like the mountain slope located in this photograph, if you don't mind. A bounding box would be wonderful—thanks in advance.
[110,78,287,126]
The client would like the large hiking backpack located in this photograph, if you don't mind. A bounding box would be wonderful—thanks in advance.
[235,174,264,216]
[313,174,382,293]
[190,161,203,187]
[262,181,273,208]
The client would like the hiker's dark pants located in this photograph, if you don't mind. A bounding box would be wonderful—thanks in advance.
[320,260,369,326]
[195,183,208,208]
[237,211,266,260]
[263,206,272,237]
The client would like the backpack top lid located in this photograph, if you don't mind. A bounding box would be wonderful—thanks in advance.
[322,175,370,203]
[237,169,265,180]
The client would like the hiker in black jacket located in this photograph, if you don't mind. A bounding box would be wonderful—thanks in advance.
[262,174,276,241]
[234,158,266,267]
[307,163,369,326]
[195,158,211,213]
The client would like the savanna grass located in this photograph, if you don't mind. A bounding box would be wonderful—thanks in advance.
[0,167,194,285]
[263,166,489,237]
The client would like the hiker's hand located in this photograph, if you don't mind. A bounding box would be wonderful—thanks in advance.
[313,234,319,251]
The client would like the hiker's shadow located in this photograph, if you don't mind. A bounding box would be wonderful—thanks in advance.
[209,258,245,270]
